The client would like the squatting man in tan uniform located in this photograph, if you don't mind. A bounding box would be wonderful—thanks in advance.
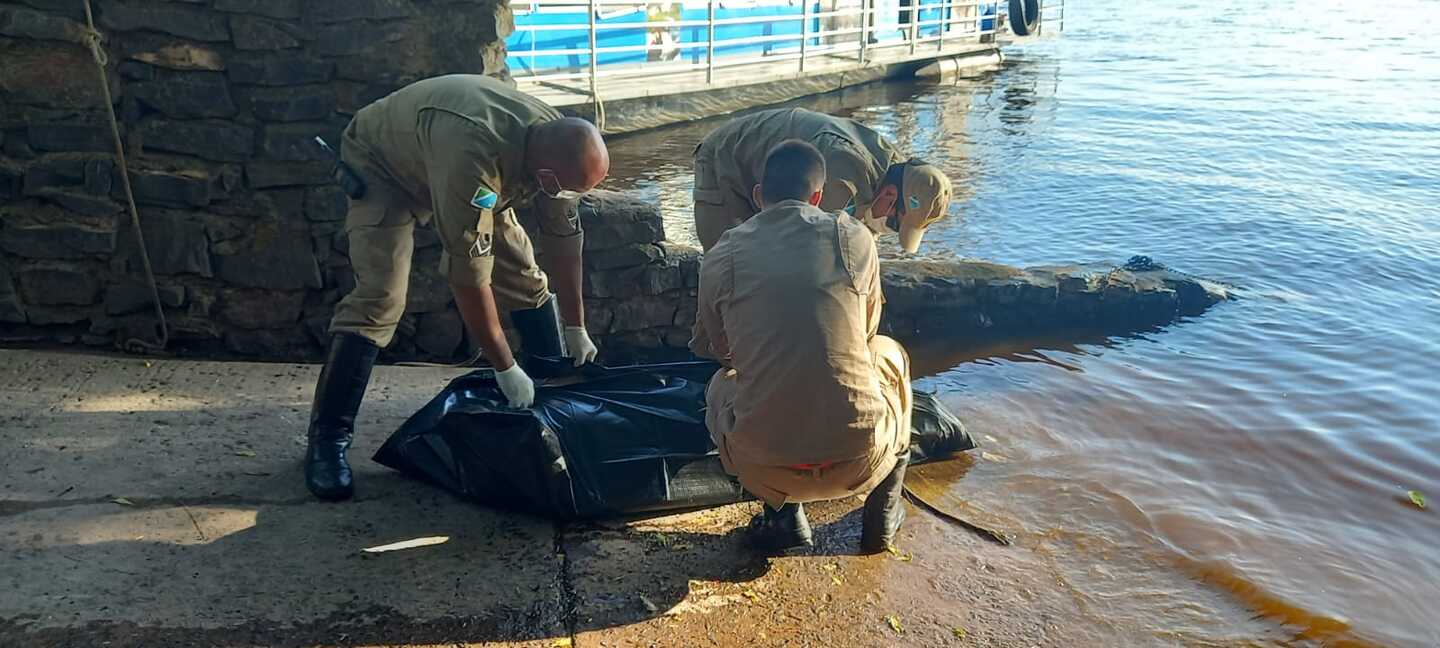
[305,75,609,501]
[698,140,913,553]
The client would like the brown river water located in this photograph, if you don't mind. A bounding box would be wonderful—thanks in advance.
[601,0,1440,644]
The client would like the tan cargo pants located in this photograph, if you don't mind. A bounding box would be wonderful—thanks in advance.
[706,335,914,508]
[329,155,550,348]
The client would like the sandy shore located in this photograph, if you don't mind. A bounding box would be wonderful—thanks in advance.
[0,349,1291,647]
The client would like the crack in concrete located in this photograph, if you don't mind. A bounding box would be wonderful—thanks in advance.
[554,522,582,647]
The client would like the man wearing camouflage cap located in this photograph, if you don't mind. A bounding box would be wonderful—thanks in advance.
[691,107,954,254]
[306,74,609,501]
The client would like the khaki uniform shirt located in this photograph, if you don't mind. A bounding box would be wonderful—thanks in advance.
[345,74,583,285]
[697,200,887,466]
[699,108,904,220]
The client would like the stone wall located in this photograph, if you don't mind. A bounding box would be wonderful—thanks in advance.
[0,0,515,361]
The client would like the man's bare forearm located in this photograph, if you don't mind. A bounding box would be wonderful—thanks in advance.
[451,282,516,370]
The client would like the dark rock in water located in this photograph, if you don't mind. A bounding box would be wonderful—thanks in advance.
[213,227,322,290]
[878,259,1231,341]
[138,120,255,162]
[18,263,101,305]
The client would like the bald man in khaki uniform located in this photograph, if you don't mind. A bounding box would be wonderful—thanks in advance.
[692,107,954,254]
[306,75,609,501]
[699,140,913,554]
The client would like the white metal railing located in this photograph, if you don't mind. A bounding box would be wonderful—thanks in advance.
[509,0,1063,88]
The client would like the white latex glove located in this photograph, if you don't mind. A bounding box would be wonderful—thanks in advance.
[494,362,535,409]
[564,326,598,366]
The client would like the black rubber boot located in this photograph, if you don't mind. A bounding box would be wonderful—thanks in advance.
[305,332,379,501]
[510,294,568,379]
[860,459,908,553]
[746,502,814,553]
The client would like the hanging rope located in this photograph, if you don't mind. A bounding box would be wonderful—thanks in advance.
[80,0,168,354]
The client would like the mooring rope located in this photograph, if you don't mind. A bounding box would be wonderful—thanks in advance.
[80,0,169,354]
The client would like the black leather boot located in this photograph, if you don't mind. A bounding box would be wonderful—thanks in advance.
[510,293,568,378]
[745,502,814,553]
[305,332,379,501]
[860,458,907,553]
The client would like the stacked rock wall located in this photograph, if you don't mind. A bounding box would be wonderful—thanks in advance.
[0,0,514,360]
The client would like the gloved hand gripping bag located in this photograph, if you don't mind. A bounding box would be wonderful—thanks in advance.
[373,361,975,520]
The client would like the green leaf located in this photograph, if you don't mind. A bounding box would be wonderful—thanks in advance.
[884,614,903,634]
[1409,490,1426,510]
[951,626,968,639]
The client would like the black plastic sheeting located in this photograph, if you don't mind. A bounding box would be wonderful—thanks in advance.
[374,361,975,521]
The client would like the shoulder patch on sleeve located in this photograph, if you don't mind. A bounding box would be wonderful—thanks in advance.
[470,186,498,210]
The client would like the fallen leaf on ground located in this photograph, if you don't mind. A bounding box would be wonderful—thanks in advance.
[884,614,903,634]
[361,536,450,553]
[952,626,967,639]
[741,590,761,603]
[885,545,912,561]
[143,361,153,368]
[821,562,839,571]
[639,594,658,612]
[551,639,572,647]
[111,497,136,506]
[830,575,843,586]
[234,450,257,458]
[1409,490,1427,510]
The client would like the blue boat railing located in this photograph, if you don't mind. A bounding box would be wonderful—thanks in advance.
[506,0,1064,85]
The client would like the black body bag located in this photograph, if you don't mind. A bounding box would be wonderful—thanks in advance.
[373,361,974,521]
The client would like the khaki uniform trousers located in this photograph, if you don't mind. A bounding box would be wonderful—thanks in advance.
[329,155,550,348]
[706,335,913,509]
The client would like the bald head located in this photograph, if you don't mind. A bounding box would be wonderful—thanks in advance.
[529,117,609,192]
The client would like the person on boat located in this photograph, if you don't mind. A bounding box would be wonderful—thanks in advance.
[305,74,608,501]
[691,107,954,253]
[697,140,912,553]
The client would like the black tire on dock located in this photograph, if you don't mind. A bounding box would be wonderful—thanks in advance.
[1009,0,1041,36]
